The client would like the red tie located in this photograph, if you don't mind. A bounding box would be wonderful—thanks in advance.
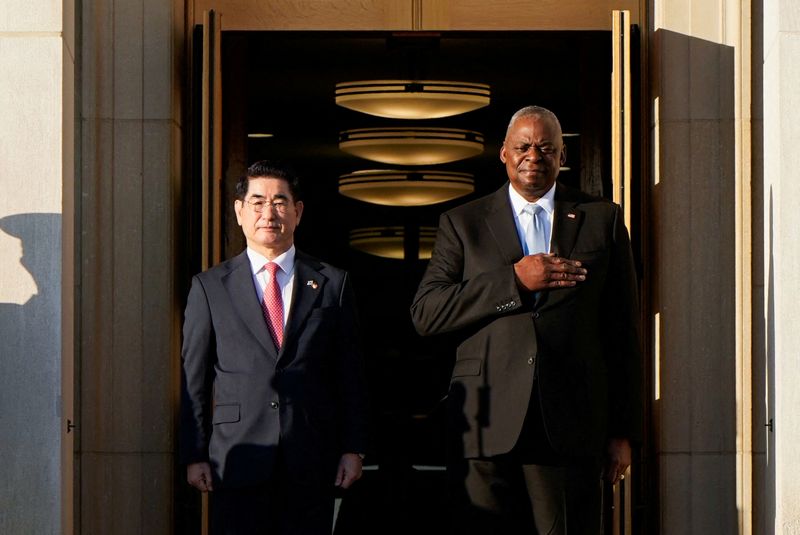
[262,262,284,349]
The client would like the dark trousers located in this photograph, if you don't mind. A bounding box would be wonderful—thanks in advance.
[448,389,603,535]
[210,455,335,535]
[449,456,602,535]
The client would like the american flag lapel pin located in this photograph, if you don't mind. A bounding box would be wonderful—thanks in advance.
[567,212,577,219]
[306,280,319,290]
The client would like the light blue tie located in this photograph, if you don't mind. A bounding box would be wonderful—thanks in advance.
[525,203,547,255]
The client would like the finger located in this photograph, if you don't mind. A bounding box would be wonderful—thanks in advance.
[334,465,345,487]
[552,263,588,275]
[603,460,618,480]
[545,271,580,286]
[339,472,354,489]
[546,255,580,265]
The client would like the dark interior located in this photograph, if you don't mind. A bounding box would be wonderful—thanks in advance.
[213,30,613,532]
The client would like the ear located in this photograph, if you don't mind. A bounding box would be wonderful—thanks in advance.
[234,199,244,226]
[499,143,508,164]
[560,144,567,166]
[294,200,304,225]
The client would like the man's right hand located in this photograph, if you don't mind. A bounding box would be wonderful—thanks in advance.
[513,253,587,292]
[187,462,213,492]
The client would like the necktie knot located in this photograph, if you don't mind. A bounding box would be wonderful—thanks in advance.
[524,203,543,216]
[265,262,280,277]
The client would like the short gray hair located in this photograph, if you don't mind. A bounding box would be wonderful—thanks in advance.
[505,106,562,139]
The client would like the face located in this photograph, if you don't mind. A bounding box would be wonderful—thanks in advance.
[234,176,303,258]
[500,114,566,201]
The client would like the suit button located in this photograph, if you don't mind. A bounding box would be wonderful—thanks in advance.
[527,357,534,365]
[510,301,516,306]
[270,401,279,409]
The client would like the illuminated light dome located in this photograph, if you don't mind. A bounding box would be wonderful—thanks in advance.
[338,169,474,206]
[335,80,490,119]
[339,127,484,165]
[349,226,437,260]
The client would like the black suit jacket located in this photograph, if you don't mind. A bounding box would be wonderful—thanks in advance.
[180,250,368,488]
[411,183,642,459]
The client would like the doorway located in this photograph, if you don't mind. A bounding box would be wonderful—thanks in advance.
[182,30,646,534]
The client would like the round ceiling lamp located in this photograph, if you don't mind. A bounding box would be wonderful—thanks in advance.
[339,169,474,206]
[335,80,491,119]
[339,127,484,165]
[349,227,437,260]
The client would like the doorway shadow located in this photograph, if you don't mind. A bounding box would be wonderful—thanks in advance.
[650,28,740,534]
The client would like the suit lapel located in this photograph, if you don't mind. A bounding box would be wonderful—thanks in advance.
[222,252,279,359]
[551,184,583,258]
[484,184,525,263]
[282,253,327,352]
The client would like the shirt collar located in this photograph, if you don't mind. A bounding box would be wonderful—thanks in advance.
[508,181,557,216]
[246,245,296,275]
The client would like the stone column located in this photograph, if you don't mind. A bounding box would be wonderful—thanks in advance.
[78,0,186,532]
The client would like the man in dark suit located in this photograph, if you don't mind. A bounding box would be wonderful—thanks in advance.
[411,106,642,534]
[180,161,368,534]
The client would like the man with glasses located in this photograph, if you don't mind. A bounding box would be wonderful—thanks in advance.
[412,106,642,534]
[180,160,368,534]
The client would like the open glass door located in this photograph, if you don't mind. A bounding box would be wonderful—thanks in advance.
[612,9,633,230]
[182,11,222,535]
[202,12,222,531]
[201,9,223,271]
[609,9,637,535]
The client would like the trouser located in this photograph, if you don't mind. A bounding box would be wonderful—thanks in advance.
[448,383,603,535]
[210,451,335,535]
[450,455,603,535]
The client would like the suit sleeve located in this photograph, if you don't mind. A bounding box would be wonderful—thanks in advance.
[410,211,523,336]
[336,272,369,455]
[603,205,644,442]
[179,275,216,465]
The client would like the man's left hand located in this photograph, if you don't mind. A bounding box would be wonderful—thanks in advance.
[603,438,631,484]
[334,453,363,489]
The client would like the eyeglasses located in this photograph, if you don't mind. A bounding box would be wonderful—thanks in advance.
[243,198,291,214]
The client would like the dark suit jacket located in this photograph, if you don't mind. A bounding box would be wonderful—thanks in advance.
[180,250,368,488]
[411,183,642,460]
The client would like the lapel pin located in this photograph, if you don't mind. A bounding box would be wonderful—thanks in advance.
[306,280,319,290]
[567,212,577,219]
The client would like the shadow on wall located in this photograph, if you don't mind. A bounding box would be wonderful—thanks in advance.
[0,213,62,533]
[651,29,738,534]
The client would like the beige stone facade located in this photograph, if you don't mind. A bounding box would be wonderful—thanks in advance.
[0,0,796,533]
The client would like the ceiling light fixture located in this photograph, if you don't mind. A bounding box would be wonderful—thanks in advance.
[339,169,474,206]
[247,133,274,138]
[335,80,490,119]
[339,127,484,165]
[349,226,437,260]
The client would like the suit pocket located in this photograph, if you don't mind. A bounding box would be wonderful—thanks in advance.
[213,403,240,424]
[451,358,482,377]
[309,306,336,318]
